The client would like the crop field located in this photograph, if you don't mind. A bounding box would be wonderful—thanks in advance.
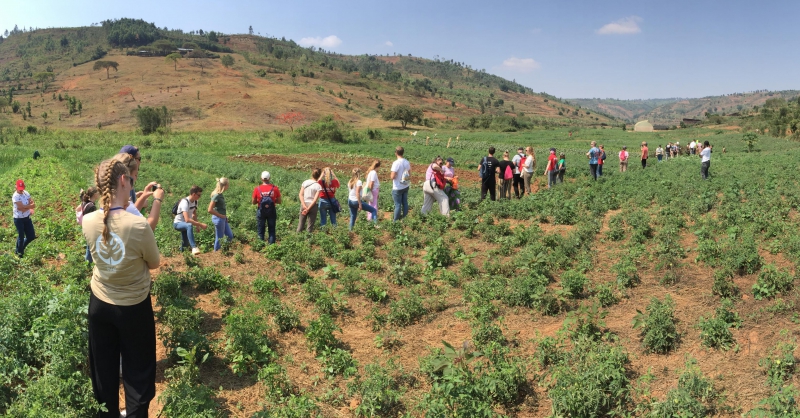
[2,126,800,417]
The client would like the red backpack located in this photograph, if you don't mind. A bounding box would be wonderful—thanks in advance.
[503,165,513,180]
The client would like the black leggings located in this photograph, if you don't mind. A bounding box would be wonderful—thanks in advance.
[512,174,523,197]
[89,292,156,418]
[641,159,647,169]
[481,180,497,201]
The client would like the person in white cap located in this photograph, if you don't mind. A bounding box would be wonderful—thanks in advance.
[252,171,282,243]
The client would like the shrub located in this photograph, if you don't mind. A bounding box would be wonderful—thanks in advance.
[252,276,282,295]
[560,270,588,299]
[188,266,233,291]
[759,342,796,389]
[424,237,453,270]
[595,283,619,307]
[712,268,739,298]
[387,291,427,326]
[752,264,794,300]
[697,315,735,350]
[135,105,172,135]
[224,304,275,375]
[649,359,720,417]
[613,259,640,288]
[318,346,358,377]
[305,314,340,354]
[633,295,679,354]
[364,279,389,303]
[503,274,548,308]
[158,347,221,418]
[349,362,403,417]
[471,322,506,348]
[293,115,360,143]
[388,261,421,286]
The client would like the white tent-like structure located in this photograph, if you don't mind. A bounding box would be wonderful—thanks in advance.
[634,120,654,132]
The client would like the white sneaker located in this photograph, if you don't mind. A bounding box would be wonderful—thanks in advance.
[120,410,127,417]
[191,247,201,255]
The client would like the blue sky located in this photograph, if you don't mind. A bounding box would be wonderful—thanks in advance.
[2,0,798,100]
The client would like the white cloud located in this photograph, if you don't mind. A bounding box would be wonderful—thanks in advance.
[596,16,642,35]
[500,57,541,73]
[385,41,393,47]
[298,35,342,48]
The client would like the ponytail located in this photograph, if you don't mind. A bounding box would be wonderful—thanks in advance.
[81,186,98,204]
[212,177,229,195]
[348,168,361,189]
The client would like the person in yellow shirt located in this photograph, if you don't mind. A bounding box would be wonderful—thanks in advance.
[83,158,163,418]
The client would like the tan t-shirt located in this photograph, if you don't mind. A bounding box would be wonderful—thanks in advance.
[83,210,160,306]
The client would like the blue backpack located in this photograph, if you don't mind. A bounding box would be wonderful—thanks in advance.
[257,185,276,219]
[479,157,488,179]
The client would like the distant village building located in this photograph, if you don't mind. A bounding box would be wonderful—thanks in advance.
[634,120,654,132]
[653,124,670,131]
[682,118,702,126]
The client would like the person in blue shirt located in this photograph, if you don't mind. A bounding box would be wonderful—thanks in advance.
[586,141,600,180]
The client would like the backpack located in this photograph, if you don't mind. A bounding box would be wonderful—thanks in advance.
[479,157,488,179]
[503,165,513,180]
[518,156,526,172]
[171,198,187,216]
[601,151,607,161]
[258,185,276,219]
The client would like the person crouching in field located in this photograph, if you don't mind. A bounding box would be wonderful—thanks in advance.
[422,157,450,216]
[208,178,233,251]
[76,187,99,262]
[83,158,161,418]
[348,168,379,230]
[12,179,36,258]
[298,169,322,233]
[174,185,208,254]
[252,171,281,243]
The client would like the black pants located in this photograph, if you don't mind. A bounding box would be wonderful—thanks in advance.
[589,164,598,180]
[701,161,710,180]
[480,180,497,201]
[88,292,156,418]
[641,159,647,169]
[512,174,523,198]
[257,214,277,244]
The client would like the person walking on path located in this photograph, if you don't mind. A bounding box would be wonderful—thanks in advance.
[317,167,340,227]
[208,178,233,251]
[365,160,381,221]
[252,171,282,242]
[640,142,649,169]
[422,157,450,216]
[12,179,36,257]
[497,151,516,200]
[348,168,379,230]
[522,146,536,194]
[511,147,525,198]
[298,169,322,233]
[390,146,411,221]
[700,140,712,180]
[76,187,100,262]
[174,185,207,254]
[478,147,500,201]
[597,145,607,177]
[557,153,566,184]
[587,142,600,180]
[619,146,629,172]
[83,158,161,418]
[546,148,559,188]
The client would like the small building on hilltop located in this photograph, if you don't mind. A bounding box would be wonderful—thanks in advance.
[682,118,702,126]
[634,120,654,132]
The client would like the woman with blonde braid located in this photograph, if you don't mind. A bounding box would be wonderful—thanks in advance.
[207,177,233,251]
[347,168,378,230]
[82,158,161,418]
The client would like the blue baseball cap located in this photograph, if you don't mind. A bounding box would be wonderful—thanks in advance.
[120,145,139,157]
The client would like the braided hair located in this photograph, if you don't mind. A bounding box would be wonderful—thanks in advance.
[94,158,129,244]
[80,186,99,204]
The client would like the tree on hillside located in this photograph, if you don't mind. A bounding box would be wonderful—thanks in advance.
[188,50,212,75]
[278,111,305,132]
[382,105,423,129]
[152,39,174,55]
[220,55,234,73]
[34,72,55,94]
[93,60,119,79]
[742,132,758,153]
[165,53,182,70]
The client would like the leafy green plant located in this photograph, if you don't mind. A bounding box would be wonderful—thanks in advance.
[364,278,389,303]
[349,361,404,417]
[388,260,421,286]
[158,346,222,418]
[318,346,358,377]
[712,268,740,298]
[424,237,453,270]
[745,385,800,417]
[697,314,735,350]
[759,341,796,389]
[560,270,588,299]
[374,329,403,350]
[752,264,794,300]
[305,314,341,354]
[387,290,427,326]
[613,258,640,288]
[648,359,720,418]
[595,283,619,307]
[252,276,282,295]
[224,304,275,375]
[188,266,233,291]
[633,295,679,354]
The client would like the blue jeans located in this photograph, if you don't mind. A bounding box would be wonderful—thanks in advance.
[348,199,378,230]
[392,188,409,221]
[212,215,233,251]
[256,213,277,244]
[319,199,337,227]
[598,164,603,177]
[173,222,197,251]
[13,217,35,257]
[85,244,93,263]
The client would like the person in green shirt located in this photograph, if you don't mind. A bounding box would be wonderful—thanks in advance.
[208,177,233,251]
[557,153,566,183]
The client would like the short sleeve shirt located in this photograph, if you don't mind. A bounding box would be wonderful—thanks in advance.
[173,198,197,223]
[498,160,515,179]
[366,170,380,190]
[700,147,711,162]
[391,158,411,190]
[12,191,31,218]
[479,157,500,182]
[253,184,281,205]
[348,180,362,201]
[318,179,339,200]
[442,166,455,179]
[83,210,160,306]
[548,154,558,171]
[619,151,629,161]
[210,193,227,216]
[512,154,522,174]
[642,147,649,159]
[588,147,600,164]
[301,179,322,206]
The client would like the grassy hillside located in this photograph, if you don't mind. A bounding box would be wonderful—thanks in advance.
[572,90,800,124]
[0,20,614,132]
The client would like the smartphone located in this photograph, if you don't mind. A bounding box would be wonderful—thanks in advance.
[152,185,158,192]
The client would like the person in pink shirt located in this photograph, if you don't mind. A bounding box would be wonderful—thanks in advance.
[640,142,649,169]
[619,146,629,173]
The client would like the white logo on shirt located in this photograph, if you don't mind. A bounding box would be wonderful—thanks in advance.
[96,232,125,266]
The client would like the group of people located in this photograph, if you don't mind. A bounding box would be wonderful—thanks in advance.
[477,146,538,200]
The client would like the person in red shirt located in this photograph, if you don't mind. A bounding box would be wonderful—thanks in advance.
[546,148,558,188]
[640,142,649,169]
[251,171,282,243]
[317,167,340,227]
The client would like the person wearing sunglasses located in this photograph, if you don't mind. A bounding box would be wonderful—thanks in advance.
[120,145,159,213]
